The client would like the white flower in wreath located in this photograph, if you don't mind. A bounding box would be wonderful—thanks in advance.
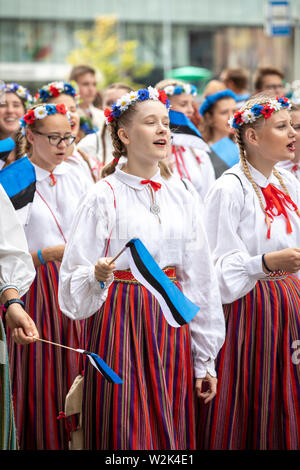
[148,86,159,100]
[228,116,234,128]
[269,99,281,112]
[183,84,192,95]
[53,81,65,92]
[16,86,26,98]
[241,109,256,124]
[164,85,175,96]
[116,93,132,111]
[34,106,48,119]
[128,91,138,102]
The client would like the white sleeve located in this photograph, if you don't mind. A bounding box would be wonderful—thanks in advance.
[58,184,114,320]
[198,149,216,200]
[77,133,100,161]
[176,181,225,378]
[204,176,267,305]
[0,185,35,298]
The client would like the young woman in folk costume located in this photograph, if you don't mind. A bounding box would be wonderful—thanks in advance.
[197,92,300,450]
[0,82,32,168]
[277,103,300,180]
[199,85,238,178]
[34,81,97,183]
[155,79,216,203]
[0,184,38,450]
[6,104,92,450]
[58,86,225,450]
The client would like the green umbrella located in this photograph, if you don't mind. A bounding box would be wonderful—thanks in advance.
[165,66,212,82]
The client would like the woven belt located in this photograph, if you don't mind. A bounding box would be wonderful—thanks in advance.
[113,267,176,284]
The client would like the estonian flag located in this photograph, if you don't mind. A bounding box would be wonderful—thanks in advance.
[0,156,36,210]
[77,349,123,384]
[126,238,200,328]
[0,137,15,169]
[169,109,209,152]
[210,137,240,168]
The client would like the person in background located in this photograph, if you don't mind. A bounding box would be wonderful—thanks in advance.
[277,103,300,180]
[156,79,216,202]
[0,184,38,450]
[199,81,238,178]
[254,66,285,95]
[0,83,32,167]
[34,81,97,182]
[69,65,105,136]
[220,67,250,108]
[77,82,132,178]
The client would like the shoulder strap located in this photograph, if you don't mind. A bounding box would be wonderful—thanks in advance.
[224,172,244,188]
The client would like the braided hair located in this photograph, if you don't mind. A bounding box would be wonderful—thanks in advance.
[235,91,299,228]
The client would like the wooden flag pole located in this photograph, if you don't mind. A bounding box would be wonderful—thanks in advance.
[34,337,79,353]
[107,245,128,265]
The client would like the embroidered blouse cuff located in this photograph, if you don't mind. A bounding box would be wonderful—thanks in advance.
[0,284,19,297]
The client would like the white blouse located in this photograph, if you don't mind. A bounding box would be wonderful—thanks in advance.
[277,159,300,181]
[0,184,35,298]
[58,166,225,379]
[18,161,93,252]
[204,161,300,305]
[171,140,215,203]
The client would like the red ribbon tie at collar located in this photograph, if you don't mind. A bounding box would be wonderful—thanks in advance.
[141,179,162,192]
[261,183,300,238]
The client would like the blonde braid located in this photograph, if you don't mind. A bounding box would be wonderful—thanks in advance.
[15,128,31,160]
[101,119,125,178]
[236,128,272,233]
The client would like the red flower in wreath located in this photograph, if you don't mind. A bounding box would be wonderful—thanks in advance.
[158,89,168,104]
[234,111,243,125]
[56,103,67,114]
[107,113,114,123]
[261,105,274,119]
[24,109,35,124]
[49,85,60,97]
[104,108,111,117]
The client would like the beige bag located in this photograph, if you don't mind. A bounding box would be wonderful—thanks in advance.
[64,374,84,450]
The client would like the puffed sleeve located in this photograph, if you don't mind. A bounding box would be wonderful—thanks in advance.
[58,183,115,320]
[0,185,35,298]
[204,175,268,305]
[175,180,226,379]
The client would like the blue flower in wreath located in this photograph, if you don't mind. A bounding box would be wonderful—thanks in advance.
[112,104,121,118]
[173,85,183,95]
[39,88,50,101]
[64,83,76,97]
[138,89,150,101]
[251,104,264,116]
[45,104,56,115]
[277,96,289,107]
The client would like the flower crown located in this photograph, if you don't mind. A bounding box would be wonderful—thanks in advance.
[104,86,170,125]
[228,96,291,131]
[162,83,197,97]
[34,81,80,105]
[0,82,33,108]
[20,103,71,135]
[199,89,237,116]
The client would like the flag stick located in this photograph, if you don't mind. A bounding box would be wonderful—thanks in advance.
[100,244,128,288]
[34,336,79,353]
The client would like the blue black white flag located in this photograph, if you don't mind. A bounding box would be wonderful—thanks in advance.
[169,109,209,152]
[77,349,123,384]
[0,156,36,210]
[210,136,240,168]
[0,137,15,166]
[125,238,200,328]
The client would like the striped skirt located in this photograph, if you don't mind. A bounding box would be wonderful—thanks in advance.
[5,261,82,450]
[82,268,196,450]
[197,275,300,450]
[0,319,17,450]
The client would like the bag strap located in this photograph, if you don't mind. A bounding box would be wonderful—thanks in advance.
[36,189,67,243]
[103,181,116,257]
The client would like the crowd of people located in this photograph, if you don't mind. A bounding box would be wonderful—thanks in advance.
[0,62,299,451]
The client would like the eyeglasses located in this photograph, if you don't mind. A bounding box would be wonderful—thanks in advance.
[33,131,76,147]
[265,84,284,91]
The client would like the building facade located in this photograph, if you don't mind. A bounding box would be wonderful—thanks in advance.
[0,0,299,88]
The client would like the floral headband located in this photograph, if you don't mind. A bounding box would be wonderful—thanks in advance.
[228,96,291,131]
[0,82,33,108]
[34,81,80,105]
[162,83,197,97]
[104,86,170,125]
[199,89,237,116]
[20,103,71,135]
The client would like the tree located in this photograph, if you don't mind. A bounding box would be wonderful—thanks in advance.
[67,15,153,89]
